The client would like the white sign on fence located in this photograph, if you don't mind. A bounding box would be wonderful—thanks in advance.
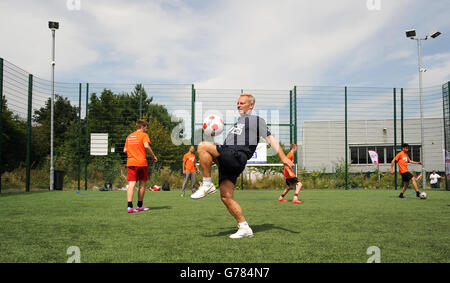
[247,143,267,164]
[90,133,108,156]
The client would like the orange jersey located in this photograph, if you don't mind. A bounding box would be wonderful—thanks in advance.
[284,151,296,179]
[183,153,196,172]
[394,151,410,174]
[125,131,151,166]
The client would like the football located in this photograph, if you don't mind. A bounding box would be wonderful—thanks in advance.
[419,192,427,199]
[203,114,224,137]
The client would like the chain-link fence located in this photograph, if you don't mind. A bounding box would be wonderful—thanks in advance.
[1,57,449,192]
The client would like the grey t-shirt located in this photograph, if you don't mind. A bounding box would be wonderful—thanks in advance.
[223,114,271,159]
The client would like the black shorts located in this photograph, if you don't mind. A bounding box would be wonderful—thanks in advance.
[216,145,248,185]
[401,172,413,182]
[286,177,299,186]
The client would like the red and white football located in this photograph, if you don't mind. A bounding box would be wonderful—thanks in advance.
[203,114,224,137]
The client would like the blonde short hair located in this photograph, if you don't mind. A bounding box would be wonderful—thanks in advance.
[240,93,255,105]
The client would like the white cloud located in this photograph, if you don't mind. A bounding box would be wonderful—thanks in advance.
[407,52,450,87]
[0,0,98,80]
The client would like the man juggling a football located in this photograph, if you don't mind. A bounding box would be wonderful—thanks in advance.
[191,93,294,239]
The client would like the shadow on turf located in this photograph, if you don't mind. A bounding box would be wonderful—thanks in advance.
[203,224,299,237]
[149,206,172,210]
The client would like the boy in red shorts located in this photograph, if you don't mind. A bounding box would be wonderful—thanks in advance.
[278,144,303,204]
[390,143,422,198]
[124,120,158,213]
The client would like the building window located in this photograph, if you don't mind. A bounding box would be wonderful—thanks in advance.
[409,145,421,162]
[349,145,421,165]
[358,147,367,164]
[351,147,358,164]
[377,146,385,164]
[386,146,394,163]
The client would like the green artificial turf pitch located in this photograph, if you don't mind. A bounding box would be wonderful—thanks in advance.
[0,189,448,263]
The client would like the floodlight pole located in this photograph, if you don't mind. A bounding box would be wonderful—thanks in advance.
[416,37,426,191]
[49,25,57,191]
[407,30,441,190]
[410,33,441,190]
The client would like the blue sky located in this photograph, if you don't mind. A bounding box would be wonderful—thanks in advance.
[0,0,449,90]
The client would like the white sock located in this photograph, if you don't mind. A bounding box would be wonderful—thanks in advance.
[239,221,249,228]
[203,177,212,185]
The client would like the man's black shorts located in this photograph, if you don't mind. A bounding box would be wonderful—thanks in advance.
[286,177,299,186]
[216,145,248,185]
[401,171,413,182]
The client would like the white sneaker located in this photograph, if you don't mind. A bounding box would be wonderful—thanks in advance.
[191,182,217,199]
[229,226,254,239]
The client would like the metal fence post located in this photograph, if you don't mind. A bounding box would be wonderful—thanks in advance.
[444,82,450,190]
[85,83,89,191]
[26,74,33,192]
[345,86,348,190]
[0,58,3,193]
[290,90,293,145]
[294,86,298,176]
[447,82,450,191]
[394,88,398,190]
[191,84,195,146]
[401,88,404,189]
[139,83,143,119]
[78,83,82,191]
[401,88,404,145]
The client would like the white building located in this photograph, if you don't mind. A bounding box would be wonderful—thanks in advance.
[300,118,445,173]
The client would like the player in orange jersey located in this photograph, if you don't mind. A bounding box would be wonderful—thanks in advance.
[181,146,200,197]
[278,144,303,204]
[123,120,158,213]
[390,143,422,199]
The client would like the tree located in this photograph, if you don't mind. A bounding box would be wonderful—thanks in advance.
[87,85,188,173]
[1,96,27,173]
[33,94,79,153]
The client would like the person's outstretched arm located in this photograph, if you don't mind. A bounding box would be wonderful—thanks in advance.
[265,135,293,170]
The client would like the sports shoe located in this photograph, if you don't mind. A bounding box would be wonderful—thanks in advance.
[399,194,405,199]
[278,198,288,202]
[127,207,138,213]
[292,199,303,204]
[136,205,150,212]
[191,182,217,199]
[229,226,254,239]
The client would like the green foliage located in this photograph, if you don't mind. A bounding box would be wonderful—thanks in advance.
[33,94,79,151]
[1,84,190,190]
[1,96,27,173]
[92,154,124,185]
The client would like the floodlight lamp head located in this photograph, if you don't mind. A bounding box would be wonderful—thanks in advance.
[48,21,59,30]
[429,31,441,38]
[406,29,416,39]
